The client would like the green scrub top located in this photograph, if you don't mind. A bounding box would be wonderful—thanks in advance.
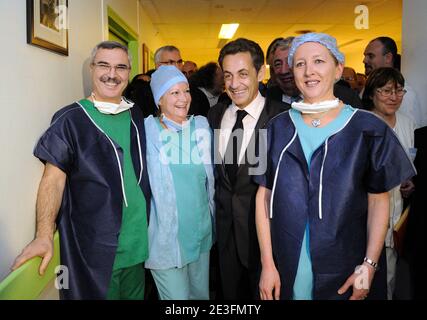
[80,99,148,270]
[157,117,212,264]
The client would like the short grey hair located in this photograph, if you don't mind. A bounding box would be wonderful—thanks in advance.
[90,41,132,67]
[154,45,180,65]
[268,37,295,64]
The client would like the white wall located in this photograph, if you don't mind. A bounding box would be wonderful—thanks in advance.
[402,0,427,121]
[138,2,164,69]
[105,0,139,35]
[102,0,164,74]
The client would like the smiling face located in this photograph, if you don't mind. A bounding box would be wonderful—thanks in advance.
[158,82,191,123]
[372,80,404,118]
[363,40,392,76]
[292,42,343,104]
[91,48,130,103]
[272,47,299,96]
[222,52,265,109]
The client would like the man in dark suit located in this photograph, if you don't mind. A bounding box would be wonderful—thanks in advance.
[207,38,286,299]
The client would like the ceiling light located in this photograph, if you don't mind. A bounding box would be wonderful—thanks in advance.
[218,23,239,39]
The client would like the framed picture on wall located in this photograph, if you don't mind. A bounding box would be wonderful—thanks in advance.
[27,0,69,55]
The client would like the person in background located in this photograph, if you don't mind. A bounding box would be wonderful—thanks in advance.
[123,70,156,118]
[12,41,151,300]
[255,33,415,300]
[341,67,358,92]
[266,37,300,110]
[189,62,224,108]
[266,37,286,88]
[363,37,426,128]
[144,65,215,300]
[362,67,416,299]
[182,60,198,78]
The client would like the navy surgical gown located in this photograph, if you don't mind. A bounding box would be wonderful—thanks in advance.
[253,109,415,300]
[33,102,151,299]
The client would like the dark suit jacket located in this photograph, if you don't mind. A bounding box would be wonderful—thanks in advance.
[265,85,291,110]
[207,96,286,269]
[405,126,427,298]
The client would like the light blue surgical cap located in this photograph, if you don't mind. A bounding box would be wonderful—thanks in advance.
[288,32,345,67]
[150,65,188,107]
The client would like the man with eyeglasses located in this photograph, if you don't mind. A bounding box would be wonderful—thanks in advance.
[131,45,210,117]
[12,41,151,300]
[363,37,426,128]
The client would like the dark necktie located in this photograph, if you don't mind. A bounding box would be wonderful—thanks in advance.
[224,109,248,185]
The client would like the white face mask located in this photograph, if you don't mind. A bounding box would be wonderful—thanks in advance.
[92,94,134,115]
[291,98,339,114]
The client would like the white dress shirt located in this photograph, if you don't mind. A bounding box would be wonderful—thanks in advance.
[282,93,302,104]
[219,92,265,164]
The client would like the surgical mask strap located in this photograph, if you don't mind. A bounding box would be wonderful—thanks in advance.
[291,98,340,114]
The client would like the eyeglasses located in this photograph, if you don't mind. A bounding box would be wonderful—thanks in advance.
[376,88,407,97]
[159,59,184,66]
[92,62,131,75]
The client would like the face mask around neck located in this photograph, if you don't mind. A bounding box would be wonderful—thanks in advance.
[291,98,340,114]
[91,94,134,115]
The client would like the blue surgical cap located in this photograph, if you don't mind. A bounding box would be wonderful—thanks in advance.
[150,65,188,107]
[288,32,345,67]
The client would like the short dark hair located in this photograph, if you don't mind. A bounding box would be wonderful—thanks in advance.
[218,38,264,73]
[372,37,398,67]
[362,67,405,110]
[189,62,219,91]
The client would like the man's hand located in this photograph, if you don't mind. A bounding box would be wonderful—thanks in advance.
[338,263,375,300]
[11,236,54,276]
[11,163,65,276]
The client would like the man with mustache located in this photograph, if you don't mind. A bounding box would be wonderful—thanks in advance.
[12,41,151,300]
[363,37,426,128]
